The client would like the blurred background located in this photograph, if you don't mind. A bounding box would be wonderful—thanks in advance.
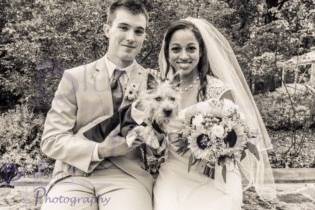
[0,0,314,176]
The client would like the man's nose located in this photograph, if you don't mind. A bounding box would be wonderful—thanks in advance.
[126,31,136,42]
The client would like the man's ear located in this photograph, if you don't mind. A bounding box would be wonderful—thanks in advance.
[147,73,159,90]
[144,33,147,42]
[103,24,110,38]
[144,29,149,41]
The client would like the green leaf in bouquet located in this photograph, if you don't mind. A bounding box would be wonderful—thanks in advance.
[188,154,198,172]
[174,135,190,155]
[204,165,215,179]
[175,144,190,155]
[218,155,229,166]
[222,164,227,183]
[240,150,247,161]
[246,142,260,161]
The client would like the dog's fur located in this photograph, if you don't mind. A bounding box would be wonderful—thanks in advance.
[126,73,180,149]
[141,73,180,132]
[125,73,181,175]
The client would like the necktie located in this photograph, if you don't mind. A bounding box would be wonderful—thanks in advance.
[110,69,125,112]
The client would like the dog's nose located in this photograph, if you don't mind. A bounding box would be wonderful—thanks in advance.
[163,109,173,117]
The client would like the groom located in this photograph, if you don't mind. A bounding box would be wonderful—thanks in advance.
[40,0,154,209]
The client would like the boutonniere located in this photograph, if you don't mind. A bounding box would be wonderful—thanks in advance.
[124,83,140,102]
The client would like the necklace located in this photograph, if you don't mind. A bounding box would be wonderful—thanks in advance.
[178,77,200,92]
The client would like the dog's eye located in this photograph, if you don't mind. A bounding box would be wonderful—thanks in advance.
[155,96,162,102]
[169,97,176,102]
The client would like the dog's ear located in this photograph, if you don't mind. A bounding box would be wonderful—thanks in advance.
[147,73,159,90]
[169,73,181,88]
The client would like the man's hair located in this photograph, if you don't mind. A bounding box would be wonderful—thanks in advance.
[107,0,149,25]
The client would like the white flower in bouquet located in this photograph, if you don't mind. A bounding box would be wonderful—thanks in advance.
[211,124,225,139]
[222,118,234,132]
[233,122,246,136]
[222,99,239,117]
[195,101,211,113]
[191,114,204,130]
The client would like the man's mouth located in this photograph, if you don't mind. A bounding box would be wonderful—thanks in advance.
[121,44,136,49]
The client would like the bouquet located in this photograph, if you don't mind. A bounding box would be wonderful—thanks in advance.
[174,98,260,182]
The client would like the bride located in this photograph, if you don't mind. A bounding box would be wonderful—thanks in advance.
[153,17,275,210]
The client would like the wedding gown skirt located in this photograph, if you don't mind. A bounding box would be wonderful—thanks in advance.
[154,147,243,210]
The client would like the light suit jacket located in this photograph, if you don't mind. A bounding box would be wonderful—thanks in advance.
[41,56,153,194]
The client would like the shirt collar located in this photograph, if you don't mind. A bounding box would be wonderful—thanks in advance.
[105,54,136,79]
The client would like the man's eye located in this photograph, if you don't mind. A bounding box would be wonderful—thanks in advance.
[135,30,144,36]
[119,26,128,31]
[155,96,162,102]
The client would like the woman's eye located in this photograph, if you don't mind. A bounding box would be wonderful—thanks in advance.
[171,47,181,53]
[187,47,196,52]
[155,96,162,102]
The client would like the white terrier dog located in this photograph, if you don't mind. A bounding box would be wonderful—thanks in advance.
[125,73,181,174]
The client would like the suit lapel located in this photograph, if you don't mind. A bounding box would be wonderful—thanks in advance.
[91,58,146,115]
[93,56,114,116]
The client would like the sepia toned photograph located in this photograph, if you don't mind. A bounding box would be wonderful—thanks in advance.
[0,0,314,209]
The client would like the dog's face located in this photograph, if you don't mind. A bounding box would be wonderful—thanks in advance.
[142,73,180,131]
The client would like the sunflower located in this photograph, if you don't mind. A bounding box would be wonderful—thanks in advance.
[188,131,213,159]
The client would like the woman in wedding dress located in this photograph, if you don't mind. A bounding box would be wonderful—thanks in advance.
[154,17,275,210]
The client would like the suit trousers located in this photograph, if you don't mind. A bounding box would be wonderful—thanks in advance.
[41,165,152,210]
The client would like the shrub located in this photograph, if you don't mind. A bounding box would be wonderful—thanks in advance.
[268,129,315,168]
[0,0,247,111]
[0,104,53,174]
[255,86,313,130]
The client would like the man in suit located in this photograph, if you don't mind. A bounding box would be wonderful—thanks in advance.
[40,0,154,209]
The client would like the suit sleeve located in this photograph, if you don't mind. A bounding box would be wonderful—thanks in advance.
[41,70,99,173]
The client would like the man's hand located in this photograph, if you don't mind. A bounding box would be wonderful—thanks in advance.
[98,125,134,159]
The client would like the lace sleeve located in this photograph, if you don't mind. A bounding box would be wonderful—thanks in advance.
[205,76,230,100]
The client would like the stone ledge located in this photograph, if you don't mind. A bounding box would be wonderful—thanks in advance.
[12,177,50,186]
[9,168,315,186]
[273,168,315,183]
